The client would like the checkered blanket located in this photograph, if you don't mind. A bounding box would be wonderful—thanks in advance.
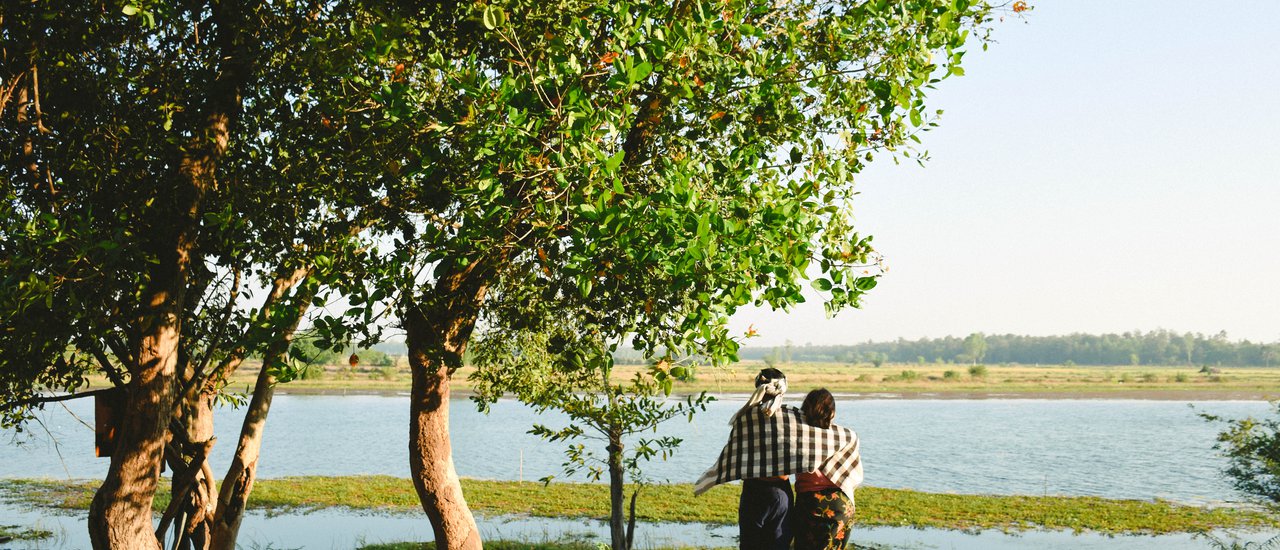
[694,405,863,498]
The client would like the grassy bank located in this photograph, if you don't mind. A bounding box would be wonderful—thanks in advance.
[80,362,1280,399]
[3,476,1275,535]
[0,523,53,542]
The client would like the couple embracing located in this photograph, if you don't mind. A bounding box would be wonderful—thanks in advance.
[695,368,864,550]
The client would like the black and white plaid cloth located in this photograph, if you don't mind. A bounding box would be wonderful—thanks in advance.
[694,405,863,498]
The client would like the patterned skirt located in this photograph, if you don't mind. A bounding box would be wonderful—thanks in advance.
[792,488,855,550]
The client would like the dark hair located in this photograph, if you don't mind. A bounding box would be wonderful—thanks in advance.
[755,368,786,387]
[802,389,835,429]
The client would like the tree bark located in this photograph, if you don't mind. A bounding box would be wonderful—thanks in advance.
[86,1,252,546]
[607,435,626,550]
[403,260,491,550]
[88,318,183,550]
[207,349,279,550]
[161,384,218,550]
[210,274,313,550]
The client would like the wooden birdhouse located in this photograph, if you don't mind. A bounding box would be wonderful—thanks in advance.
[94,388,126,458]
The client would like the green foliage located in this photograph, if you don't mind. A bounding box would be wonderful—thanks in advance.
[968,364,988,378]
[1203,403,1280,505]
[884,369,919,382]
[943,370,960,380]
[470,318,713,485]
[963,332,988,365]
[0,0,382,430]
[1197,533,1280,550]
[338,0,1003,377]
[869,352,888,368]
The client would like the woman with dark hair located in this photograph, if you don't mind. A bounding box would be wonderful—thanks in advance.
[793,389,857,550]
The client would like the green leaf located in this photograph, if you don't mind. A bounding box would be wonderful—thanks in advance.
[122,4,139,15]
[482,5,504,30]
[631,61,653,83]
[604,150,626,172]
[811,278,832,291]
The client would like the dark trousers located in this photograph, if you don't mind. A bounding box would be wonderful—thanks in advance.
[739,478,793,550]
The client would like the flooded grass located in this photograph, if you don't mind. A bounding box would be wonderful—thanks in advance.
[0,523,53,542]
[3,477,1276,536]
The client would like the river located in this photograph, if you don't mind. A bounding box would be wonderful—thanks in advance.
[1,395,1274,549]
[2,395,1266,503]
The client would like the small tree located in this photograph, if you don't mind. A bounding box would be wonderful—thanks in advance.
[870,351,888,368]
[1203,404,1280,505]
[963,333,988,366]
[471,322,712,550]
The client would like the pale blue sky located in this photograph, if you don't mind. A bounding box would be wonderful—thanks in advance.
[731,1,1280,346]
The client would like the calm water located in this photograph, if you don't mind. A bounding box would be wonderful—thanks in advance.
[0,395,1267,504]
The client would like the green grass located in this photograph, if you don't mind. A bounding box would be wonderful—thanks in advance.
[359,540,608,550]
[3,476,1276,535]
[359,542,742,550]
[0,523,54,541]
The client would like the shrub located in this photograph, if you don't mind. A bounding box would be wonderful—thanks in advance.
[1201,403,1280,505]
[968,365,988,378]
[1175,373,1190,383]
[1141,372,1159,383]
[1119,373,1133,383]
[943,370,959,380]
[880,370,919,382]
[854,374,872,382]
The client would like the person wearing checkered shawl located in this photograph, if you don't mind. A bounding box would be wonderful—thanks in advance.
[696,374,863,550]
[728,368,793,550]
[791,389,858,550]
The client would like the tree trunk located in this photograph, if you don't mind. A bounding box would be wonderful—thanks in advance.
[208,270,311,550]
[407,353,480,550]
[607,434,627,550]
[161,383,218,550]
[88,322,183,550]
[86,0,251,544]
[208,354,278,550]
[403,260,491,550]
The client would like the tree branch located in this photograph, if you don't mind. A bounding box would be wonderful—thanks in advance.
[2,388,118,411]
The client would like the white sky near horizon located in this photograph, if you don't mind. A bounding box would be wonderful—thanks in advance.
[728,1,1280,347]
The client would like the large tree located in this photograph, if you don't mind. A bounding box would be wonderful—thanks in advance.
[0,2,268,546]
[343,1,1005,547]
[0,2,388,548]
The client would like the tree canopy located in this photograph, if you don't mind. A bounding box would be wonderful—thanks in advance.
[2,0,1013,548]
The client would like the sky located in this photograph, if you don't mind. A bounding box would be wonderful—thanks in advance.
[729,1,1280,347]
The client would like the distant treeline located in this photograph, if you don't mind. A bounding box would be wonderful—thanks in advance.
[737,330,1280,367]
